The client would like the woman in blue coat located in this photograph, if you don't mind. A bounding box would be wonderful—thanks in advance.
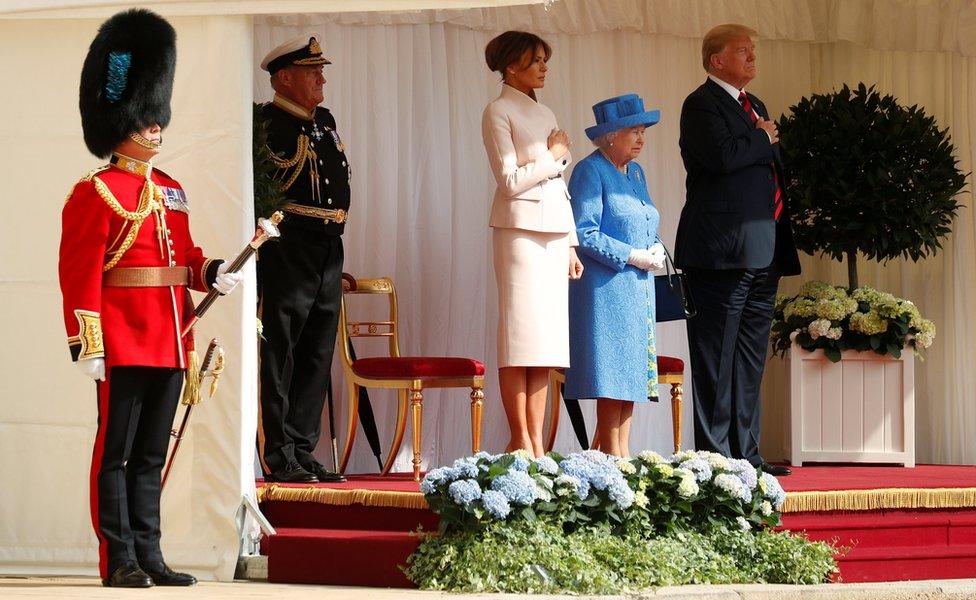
[565,94,665,457]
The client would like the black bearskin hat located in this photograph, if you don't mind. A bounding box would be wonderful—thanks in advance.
[79,9,176,158]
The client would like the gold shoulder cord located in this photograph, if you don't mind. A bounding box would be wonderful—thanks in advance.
[94,176,162,271]
[63,166,111,204]
[268,134,315,192]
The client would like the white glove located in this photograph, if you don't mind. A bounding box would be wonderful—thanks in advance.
[627,248,657,271]
[646,243,666,271]
[214,261,243,295]
[77,357,105,382]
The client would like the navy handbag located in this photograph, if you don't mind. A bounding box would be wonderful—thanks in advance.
[654,244,696,321]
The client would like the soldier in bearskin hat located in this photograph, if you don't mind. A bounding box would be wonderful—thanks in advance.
[60,9,242,587]
[255,35,350,484]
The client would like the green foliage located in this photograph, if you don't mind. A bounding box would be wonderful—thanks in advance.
[778,83,966,286]
[252,103,287,219]
[771,281,936,361]
[404,521,840,593]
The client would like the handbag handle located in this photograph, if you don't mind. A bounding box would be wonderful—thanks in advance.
[654,237,697,319]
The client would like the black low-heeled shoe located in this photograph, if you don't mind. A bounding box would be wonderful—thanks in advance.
[141,562,197,586]
[306,462,347,483]
[102,562,153,588]
[759,462,792,476]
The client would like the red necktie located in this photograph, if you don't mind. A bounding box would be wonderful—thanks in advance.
[739,91,782,221]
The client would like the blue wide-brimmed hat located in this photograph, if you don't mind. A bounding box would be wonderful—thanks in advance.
[584,94,661,141]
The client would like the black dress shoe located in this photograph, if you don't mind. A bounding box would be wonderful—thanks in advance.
[142,562,197,586]
[760,462,792,476]
[306,462,347,483]
[102,562,153,588]
[265,461,317,483]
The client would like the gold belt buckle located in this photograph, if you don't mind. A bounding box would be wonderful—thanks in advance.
[331,209,346,224]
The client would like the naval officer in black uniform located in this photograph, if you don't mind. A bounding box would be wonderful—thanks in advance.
[257,35,349,483]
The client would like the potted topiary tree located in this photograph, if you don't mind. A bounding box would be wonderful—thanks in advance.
[773,83,967,467]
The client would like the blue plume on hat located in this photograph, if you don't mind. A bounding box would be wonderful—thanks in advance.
[104,51,131,103]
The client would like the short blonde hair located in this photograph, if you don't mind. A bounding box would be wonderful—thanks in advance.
[701,24,758,72]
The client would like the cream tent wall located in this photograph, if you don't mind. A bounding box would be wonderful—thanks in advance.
[0,0,550,583]
[1,0,975,583]
[255,0,976,474]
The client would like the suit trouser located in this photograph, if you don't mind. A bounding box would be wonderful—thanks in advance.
[91,366,183,579]
[684,266,779,464]
[258,227,343,474]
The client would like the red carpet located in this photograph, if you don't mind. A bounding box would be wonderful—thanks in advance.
[258,465,976,587]
[781,464,976,492]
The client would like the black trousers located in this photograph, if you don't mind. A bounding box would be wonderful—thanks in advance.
[684,266,779,465]
[257,225,343,474]
[92,366,182,578]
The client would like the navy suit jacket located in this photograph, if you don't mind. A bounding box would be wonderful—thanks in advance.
[674,78,801,275]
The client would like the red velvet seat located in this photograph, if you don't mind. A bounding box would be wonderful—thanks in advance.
[657,355,684,373]
[352,357,486,379]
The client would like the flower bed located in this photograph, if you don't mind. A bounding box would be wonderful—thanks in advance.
[406,449,838,592]
[771,281,934,362]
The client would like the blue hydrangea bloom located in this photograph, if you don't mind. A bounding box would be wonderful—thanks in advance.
[559,451,633,509]
[481,490,511,519]
[510,454,530,472]
[490,471,539,505]
[451,458,479,479]
[761,472,787,508]
[735,464,759,491]
[679,458,713,483]
[448,478,483,505]
[533,456,559,475]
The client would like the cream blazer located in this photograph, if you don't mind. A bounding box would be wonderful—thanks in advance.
[482,84,577,244]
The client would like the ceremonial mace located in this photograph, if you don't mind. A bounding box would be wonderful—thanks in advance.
[180,211,283,338]
[162,211,283,489]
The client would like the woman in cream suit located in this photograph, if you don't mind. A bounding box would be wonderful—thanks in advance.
[482,30,583,457]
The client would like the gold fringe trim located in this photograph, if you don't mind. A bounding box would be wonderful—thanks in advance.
[258,483,429,510]
[783,487,976,513]
[257,484,976,514]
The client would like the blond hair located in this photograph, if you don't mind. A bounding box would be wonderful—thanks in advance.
[701,24,758,72]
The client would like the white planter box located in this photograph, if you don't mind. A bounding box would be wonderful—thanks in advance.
[787,340,915,467]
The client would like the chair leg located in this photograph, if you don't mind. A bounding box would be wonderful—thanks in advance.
[545,370,561,453]
[470,386,484,454]
[410,387,424,482]
[671,382,683,453]
[338,381,360,473]
[381,389,409,476]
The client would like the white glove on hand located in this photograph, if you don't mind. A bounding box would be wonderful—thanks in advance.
[77,357,105,381]
[214,261,243,295]
[647,243,667,271]
[627,248,657,271]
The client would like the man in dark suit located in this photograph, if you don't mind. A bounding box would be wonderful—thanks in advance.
[674,24,801,476]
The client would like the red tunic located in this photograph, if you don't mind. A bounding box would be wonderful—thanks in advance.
[59,161,219,369]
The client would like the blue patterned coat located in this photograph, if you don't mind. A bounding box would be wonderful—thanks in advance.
[565,150,660,403]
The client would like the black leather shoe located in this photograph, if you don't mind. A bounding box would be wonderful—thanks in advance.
[265,461,317,483]
[102,562,153,588]
[306,462,347,483]
[142,562,197,586]
[760,462,792,476]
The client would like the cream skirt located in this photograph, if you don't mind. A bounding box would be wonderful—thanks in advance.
[492,227,570,368]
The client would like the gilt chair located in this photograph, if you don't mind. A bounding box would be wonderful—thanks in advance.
[546,359,685,454]
[336,274,485,481]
